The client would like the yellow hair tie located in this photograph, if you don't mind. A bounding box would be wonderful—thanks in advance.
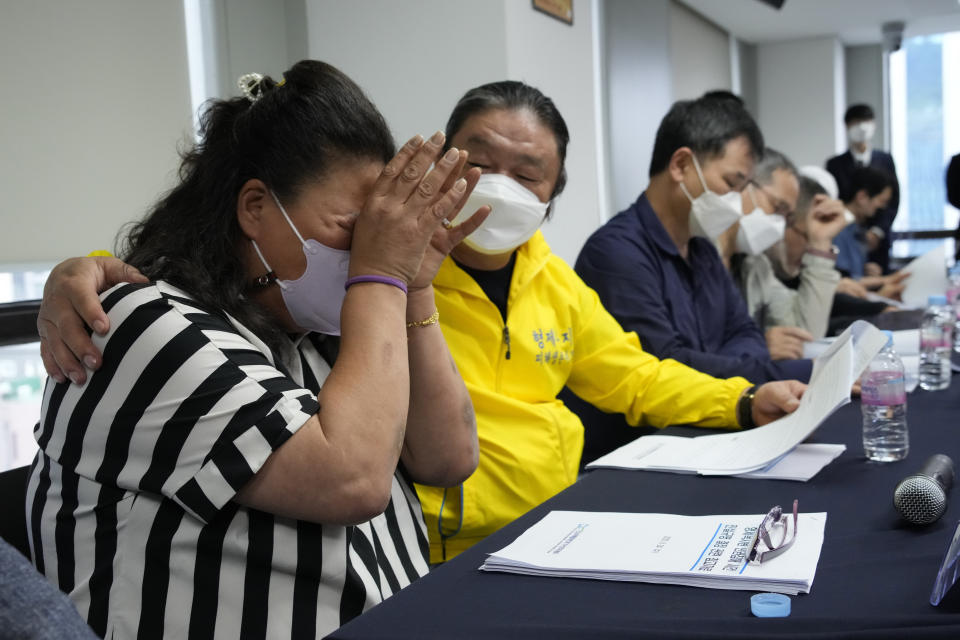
[277,77,286,87]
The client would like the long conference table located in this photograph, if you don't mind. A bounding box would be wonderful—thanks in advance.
[330,380,960,639]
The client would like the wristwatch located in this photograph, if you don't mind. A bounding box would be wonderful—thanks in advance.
[737,385,759,430]
[804,245,838,261]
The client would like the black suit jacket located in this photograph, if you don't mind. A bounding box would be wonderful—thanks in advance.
[826,149,900,271]
[949,153,960,259]
[948,153,960,210]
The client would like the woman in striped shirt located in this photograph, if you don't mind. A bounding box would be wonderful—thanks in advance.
[27,60,483,638]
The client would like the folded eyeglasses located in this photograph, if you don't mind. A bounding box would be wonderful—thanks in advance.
[749,499,799,564]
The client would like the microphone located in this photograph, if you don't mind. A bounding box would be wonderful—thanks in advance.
[893,454,955,525]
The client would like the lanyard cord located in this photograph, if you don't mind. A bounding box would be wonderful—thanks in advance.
[437,484,464,563]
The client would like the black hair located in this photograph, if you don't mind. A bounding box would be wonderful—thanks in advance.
[700,89,745,107]
[648,95,764,177]
[795,175,827,221]
[848,166,893,200]
[753,147,797,187]
[844,104,875,125]
[120,60,395,348]
[444,80,569,201]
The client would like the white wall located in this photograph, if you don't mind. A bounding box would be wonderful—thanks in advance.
[832,38,847,156]
[756,36,845,167]
[10,0,865,272]
[305,0,603,266]
[603,1,738,215]
[219,0,306,95]
[669,2,732,101]
[603,0,674,214]
[0,2,193,264]
[306,1,508,147]
[845,44,887,150]
[503,0,605,264]
[737,40,759,117]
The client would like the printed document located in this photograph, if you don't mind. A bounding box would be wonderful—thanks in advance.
[900,244,949,309]
[481,510,827,595]
[586,321,886,476]
[805,328,919,392]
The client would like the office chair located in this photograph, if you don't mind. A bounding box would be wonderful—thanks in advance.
[0,465,31,557]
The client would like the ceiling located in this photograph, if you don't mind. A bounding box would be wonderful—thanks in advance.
[678,0,960,45]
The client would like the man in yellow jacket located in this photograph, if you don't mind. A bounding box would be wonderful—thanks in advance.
[36,81,804,566]
[425,228,767,561]
[416,81,803,562]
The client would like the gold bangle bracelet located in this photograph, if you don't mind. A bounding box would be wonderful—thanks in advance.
[406,309,439,329]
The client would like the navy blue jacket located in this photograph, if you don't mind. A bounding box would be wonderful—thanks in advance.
[575,193,812,384]
[834,223,867,278]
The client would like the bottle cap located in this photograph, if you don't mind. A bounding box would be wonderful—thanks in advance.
[751,592,791,617]
[929,295,948,305]
[882,330,894,348]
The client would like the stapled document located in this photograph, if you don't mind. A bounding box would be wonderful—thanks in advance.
[481,510,827,595]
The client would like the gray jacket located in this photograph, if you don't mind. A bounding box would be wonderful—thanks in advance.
[735,252,839,339]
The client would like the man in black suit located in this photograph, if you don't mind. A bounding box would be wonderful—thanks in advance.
[826,104,900,273]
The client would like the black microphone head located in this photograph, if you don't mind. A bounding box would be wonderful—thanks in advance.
[894,475,948,525]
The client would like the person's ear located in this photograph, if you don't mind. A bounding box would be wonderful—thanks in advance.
[668,147,695,184]
[237,179,270,240]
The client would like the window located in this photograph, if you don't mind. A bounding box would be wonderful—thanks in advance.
[0,267,50,304]
[0,265,50,471]
[889,31,960,260]
[0,343,44,471]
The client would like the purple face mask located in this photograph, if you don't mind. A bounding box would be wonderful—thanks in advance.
[251,191,351,335]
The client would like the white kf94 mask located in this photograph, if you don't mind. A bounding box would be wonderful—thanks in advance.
[679,154,742,241]
[450,173,549,254]
[736,187,787,255]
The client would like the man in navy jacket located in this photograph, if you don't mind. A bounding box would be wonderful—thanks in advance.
[575,93,812,386]
[826,104,900,273]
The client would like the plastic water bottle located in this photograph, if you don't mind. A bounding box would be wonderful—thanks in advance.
[861,331,908,462]
[919,295,953,391]
[949,265,960,353]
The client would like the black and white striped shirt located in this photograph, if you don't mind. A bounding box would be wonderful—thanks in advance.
[27,281,429,639]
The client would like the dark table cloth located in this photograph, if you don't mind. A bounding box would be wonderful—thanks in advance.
[330,384,960,639]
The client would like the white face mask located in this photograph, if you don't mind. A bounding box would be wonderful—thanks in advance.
[450,173,548,254]
[251,191,351,335]
[735,187,786,255]
[847,121,876,145]
[679,154,742,241]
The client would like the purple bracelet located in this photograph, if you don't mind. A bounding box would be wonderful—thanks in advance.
[344,275,408,294]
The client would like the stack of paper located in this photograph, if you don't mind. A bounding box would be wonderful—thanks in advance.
[588,440,846,481]
[481,510,827,595]
[735,443,846,481]
[585,320,885,477]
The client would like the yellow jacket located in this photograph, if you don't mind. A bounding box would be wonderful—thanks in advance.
[416,232,751,562]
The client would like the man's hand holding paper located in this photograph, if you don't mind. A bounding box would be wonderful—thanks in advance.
[588,321,887,477]
[752,380,806,426]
